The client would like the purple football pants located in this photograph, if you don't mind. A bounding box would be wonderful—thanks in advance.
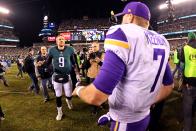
[110,115,150,131]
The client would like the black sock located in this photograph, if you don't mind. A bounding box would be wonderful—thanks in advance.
[56,96,62,107]
[66,96,72,100]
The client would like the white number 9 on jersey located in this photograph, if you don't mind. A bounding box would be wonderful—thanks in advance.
[59,57,64,67]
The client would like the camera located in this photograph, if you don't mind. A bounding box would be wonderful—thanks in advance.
[89,52,96,59]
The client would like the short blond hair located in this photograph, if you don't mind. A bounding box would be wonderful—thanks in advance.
[133,15,149,29]
[56,35,64,40]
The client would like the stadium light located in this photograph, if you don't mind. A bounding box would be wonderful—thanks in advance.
[0,6,10,14]
[159,0,193,10]
[44,15,48,21]
[159,4,167,9]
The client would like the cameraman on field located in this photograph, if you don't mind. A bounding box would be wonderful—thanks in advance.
[87,41,103,115]
[87,41,103,82]
[35,46,53,103]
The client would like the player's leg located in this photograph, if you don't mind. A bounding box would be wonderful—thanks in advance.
[19,66,24,78]
[41,79,50,102]
[48,77,54,92]
[182,87,193,131]
[16,66,20,77]
[0,105,5,120]
[172,64,178,78]
[1,75,9,87]
[28,73,39,94]
[148,101,165,131]
[53,81,63,120]
[63,78,73,110]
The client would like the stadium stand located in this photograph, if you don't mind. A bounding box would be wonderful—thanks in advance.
[156,1,196,50]
[157,16,196,34]
[167,37,187,50]
[158,1,196,21]
[0,17,13,26]
[0,14,19,47]
[58,18,110,31]
[157,1,196,34]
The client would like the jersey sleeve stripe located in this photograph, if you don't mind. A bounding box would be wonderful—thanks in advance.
[106,28,128,42]
[104,39,130,49]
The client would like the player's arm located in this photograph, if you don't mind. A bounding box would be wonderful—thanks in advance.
[70,54,79,75]
[179,47,185,63]
[44,48,53,66]
[155,63,174,103]
[73,51,126,106]
[34,58,41,78]
[75,84,108,106]
[95,52,103,66]
[44,55,52,66]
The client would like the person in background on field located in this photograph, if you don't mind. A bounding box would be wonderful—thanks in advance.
[16,55,24,79]
[0,105,5,121]
[35,46,53,103]
[0,62,9,87]
[180,32,196,131]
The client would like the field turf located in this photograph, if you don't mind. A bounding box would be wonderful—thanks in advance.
[0,63,196,131]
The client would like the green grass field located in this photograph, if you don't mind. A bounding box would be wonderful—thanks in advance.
[0,63,195,131]
[0,64,108,131]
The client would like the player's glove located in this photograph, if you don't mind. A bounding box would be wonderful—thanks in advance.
[97,112,111,126]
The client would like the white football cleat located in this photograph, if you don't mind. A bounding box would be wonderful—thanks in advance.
[66,99,73,110]
[56,113,63,121]
[0,117,5,121]
[56,107,63,121]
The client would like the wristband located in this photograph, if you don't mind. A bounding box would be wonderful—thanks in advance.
[76,86,85,97]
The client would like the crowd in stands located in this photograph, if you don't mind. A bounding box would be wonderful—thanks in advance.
[0,43,104,63]
[58,18,111,31]
[0,47,38,61]
[157,17,196,33]
[0,27,18,39]
[0,17,13,27]
[168,38,187,51]
[0,38,187,61]
[158,1,196,21]
[157,1,196,34]
[0,16,19,41]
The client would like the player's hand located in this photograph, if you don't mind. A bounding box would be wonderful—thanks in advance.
[37,76,41,81]
[40,60,45,65]
[76,74,81,82]
[72,86,78,96]
[36,61,43,66]
[72,82,83,96]
[97,112,111,126]
[95,57,101,63]
[72,85,85,97]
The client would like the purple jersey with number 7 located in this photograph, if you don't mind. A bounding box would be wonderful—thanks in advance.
[103,23,171,123]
